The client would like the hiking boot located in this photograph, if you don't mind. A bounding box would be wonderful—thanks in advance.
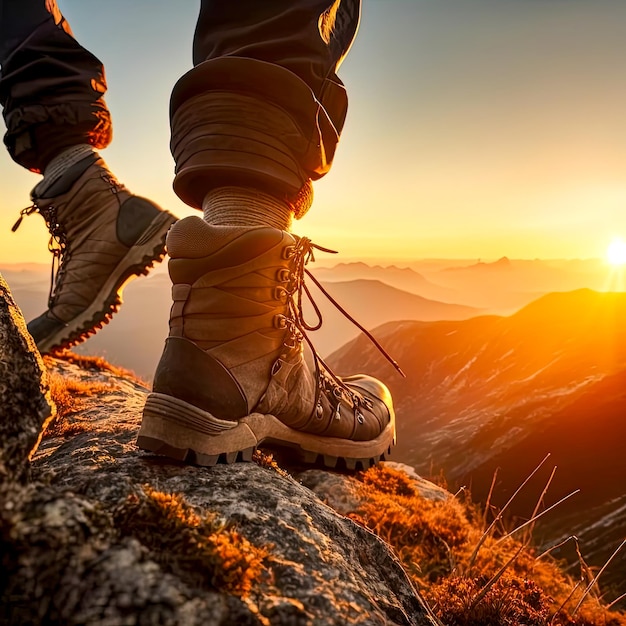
[12,153,177,353]
[138,216,399,468]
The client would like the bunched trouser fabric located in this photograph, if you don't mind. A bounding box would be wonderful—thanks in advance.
[0,0,361,208]
[0,1,111,172]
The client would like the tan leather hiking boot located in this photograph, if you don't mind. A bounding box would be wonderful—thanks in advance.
[138,216,398,468]
[12,154,177,353]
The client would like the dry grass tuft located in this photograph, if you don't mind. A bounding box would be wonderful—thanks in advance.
[358,464,469,582]
[115,486,268,597]
[429,575,550,626]
[355,464,626,626]
[44,351,145,385]
[362,464,417,497]
[252,449,290,478]
[44,371,115,438]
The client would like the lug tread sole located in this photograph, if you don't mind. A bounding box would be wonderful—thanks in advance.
[39,213,176,354]
[138,392,395,468]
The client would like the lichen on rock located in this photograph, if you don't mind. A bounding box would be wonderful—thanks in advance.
[0,274,54,483]
[0,311,441,626]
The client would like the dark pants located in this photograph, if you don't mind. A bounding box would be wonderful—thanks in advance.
[0,0,360,205]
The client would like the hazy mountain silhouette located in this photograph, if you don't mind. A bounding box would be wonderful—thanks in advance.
[442,256,513,271]
[4,265,479,378]
[328,288,626,585]
[313,257,594,313]
[308,279,480,357]
[428,257,618,311]
[311,262,458,303]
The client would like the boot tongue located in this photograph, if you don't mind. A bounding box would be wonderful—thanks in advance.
[32,153,99,200]
[166,216,292,260]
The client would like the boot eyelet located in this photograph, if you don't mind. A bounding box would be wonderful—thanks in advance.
[273,314,288,329]
[274,286,288,302]
[316,402,324,419]
[282,245,295,259]
[356,410,365,425]
[276,268,290,282]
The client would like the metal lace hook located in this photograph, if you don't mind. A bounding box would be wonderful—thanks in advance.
[11,204,38,232]
[12,202,68,306]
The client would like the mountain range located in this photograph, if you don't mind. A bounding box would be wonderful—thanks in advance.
[4,258,626,595]
[328,288,626,591]
[2,262,480,378]
[313,257,621,312]
[310,262,458,303]
[4,256,616,373]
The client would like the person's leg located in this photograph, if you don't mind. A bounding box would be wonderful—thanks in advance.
[139,0,398,469]
[170,0,359,219]
[0,0,110,172]
[0,0,176,353]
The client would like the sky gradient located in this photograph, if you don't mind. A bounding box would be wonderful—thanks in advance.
[2,0,626,263]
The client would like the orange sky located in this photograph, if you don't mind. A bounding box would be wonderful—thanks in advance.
[2,0,626,264]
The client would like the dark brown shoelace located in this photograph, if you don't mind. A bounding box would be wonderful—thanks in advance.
[281,236,405,421]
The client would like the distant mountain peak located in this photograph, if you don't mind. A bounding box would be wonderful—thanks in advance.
[332,262,371,270]
[443,256,513,272]
[471,256,512,269]
[513,288,626,321]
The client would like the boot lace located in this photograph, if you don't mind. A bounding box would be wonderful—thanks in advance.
[11,171,123,309]
[12,203,68,307]
[276,236,405,421]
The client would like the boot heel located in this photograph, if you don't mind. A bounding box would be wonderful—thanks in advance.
[138,393,257,465]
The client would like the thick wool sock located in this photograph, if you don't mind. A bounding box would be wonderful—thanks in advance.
[33,144,97,197]
[202,187,294,231]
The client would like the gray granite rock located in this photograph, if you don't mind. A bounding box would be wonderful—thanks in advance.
[0,274,54,483]
[0,357,442,626]
[296,463,451,520]
[295,469,362,516]
[0,481,259,626]
[383,462,451,502]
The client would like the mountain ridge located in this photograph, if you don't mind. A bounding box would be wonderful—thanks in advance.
[3,273,626,622]
[327,288,626,588]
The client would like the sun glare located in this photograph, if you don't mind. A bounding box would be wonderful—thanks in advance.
[607,237,626,266]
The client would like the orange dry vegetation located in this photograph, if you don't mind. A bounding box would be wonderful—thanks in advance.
[252,449,290,478]
[115,486,268,597]
[44,370,115,438]
[44,351,145,384]
[356,465,626,626]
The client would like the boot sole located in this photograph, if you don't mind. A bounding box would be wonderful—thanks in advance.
[37,212,176,354]
[138,392,396,469]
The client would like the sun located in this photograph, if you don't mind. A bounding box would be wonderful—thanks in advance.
[607,237,626,265]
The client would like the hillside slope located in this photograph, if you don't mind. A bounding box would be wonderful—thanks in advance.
[328,289,626,589]
[3,275,626,624]
[330,289,626,471]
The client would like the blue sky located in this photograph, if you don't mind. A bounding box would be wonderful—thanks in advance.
[3,0,626,263]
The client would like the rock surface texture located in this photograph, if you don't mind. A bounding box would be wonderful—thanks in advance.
[0,283,441,626]
[0,273,53,482]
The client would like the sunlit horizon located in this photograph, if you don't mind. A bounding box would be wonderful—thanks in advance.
[3,1,626,266]
[607,237,626,265]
